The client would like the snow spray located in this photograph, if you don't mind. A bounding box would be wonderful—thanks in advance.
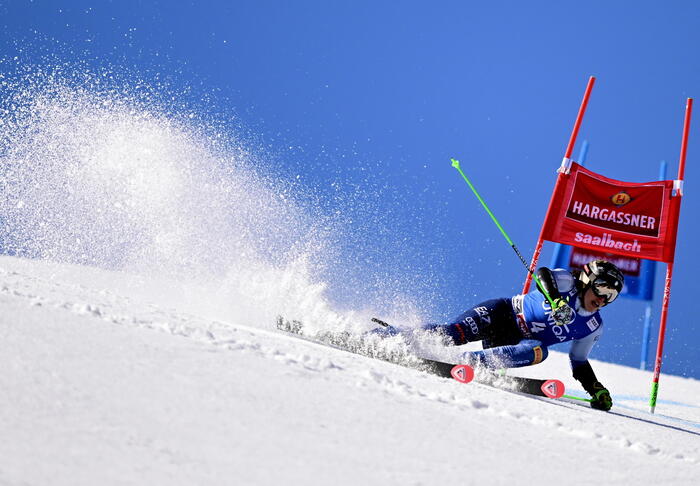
[0,61,428,333]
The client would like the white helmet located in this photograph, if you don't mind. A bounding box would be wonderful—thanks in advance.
[578,260,625,305]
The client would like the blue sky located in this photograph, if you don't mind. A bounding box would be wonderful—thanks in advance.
[2,1,699,379]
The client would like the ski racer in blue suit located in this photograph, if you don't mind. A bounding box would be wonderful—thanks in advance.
[378,260,624,411]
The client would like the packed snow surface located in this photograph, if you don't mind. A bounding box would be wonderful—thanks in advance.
[1,256,698,485]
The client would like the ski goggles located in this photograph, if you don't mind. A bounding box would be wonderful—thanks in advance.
[591,279,620,305]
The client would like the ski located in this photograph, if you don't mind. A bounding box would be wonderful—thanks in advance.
[276,317,565,397]
[276,316,474,383]
[369,317,565,398]
[477,373,565,399]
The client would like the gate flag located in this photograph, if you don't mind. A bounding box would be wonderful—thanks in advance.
[540,162,682,263]
[523,78,691,413]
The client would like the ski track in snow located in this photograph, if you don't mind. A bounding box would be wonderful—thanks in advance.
[1,258,699,480]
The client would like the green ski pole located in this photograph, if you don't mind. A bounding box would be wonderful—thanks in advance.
[562,394,593,403]
[450,158,556,307]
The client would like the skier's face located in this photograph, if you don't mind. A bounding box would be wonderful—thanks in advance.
[583,288,607,312]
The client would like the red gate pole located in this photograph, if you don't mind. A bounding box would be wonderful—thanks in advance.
[564,77,597,161]
[523,76,596,293]
[649,97,693,413]
[650,264,674,413]
[677,98,693,182]
[521,174,564,294]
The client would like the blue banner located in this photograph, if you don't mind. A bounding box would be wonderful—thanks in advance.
[550,244,656,301]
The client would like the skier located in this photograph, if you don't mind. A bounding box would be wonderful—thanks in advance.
[376,259,624,411]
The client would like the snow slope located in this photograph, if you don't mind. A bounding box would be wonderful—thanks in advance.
[1,70,697,484]
[1,255,698,486]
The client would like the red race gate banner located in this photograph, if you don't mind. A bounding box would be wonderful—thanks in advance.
[541,162,682,263]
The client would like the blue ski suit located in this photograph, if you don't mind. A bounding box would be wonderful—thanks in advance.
[423,268,602,370]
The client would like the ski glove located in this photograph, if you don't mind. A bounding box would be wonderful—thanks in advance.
[589,381,613,411]
[571,361,612,411]
[551,297,575,326]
